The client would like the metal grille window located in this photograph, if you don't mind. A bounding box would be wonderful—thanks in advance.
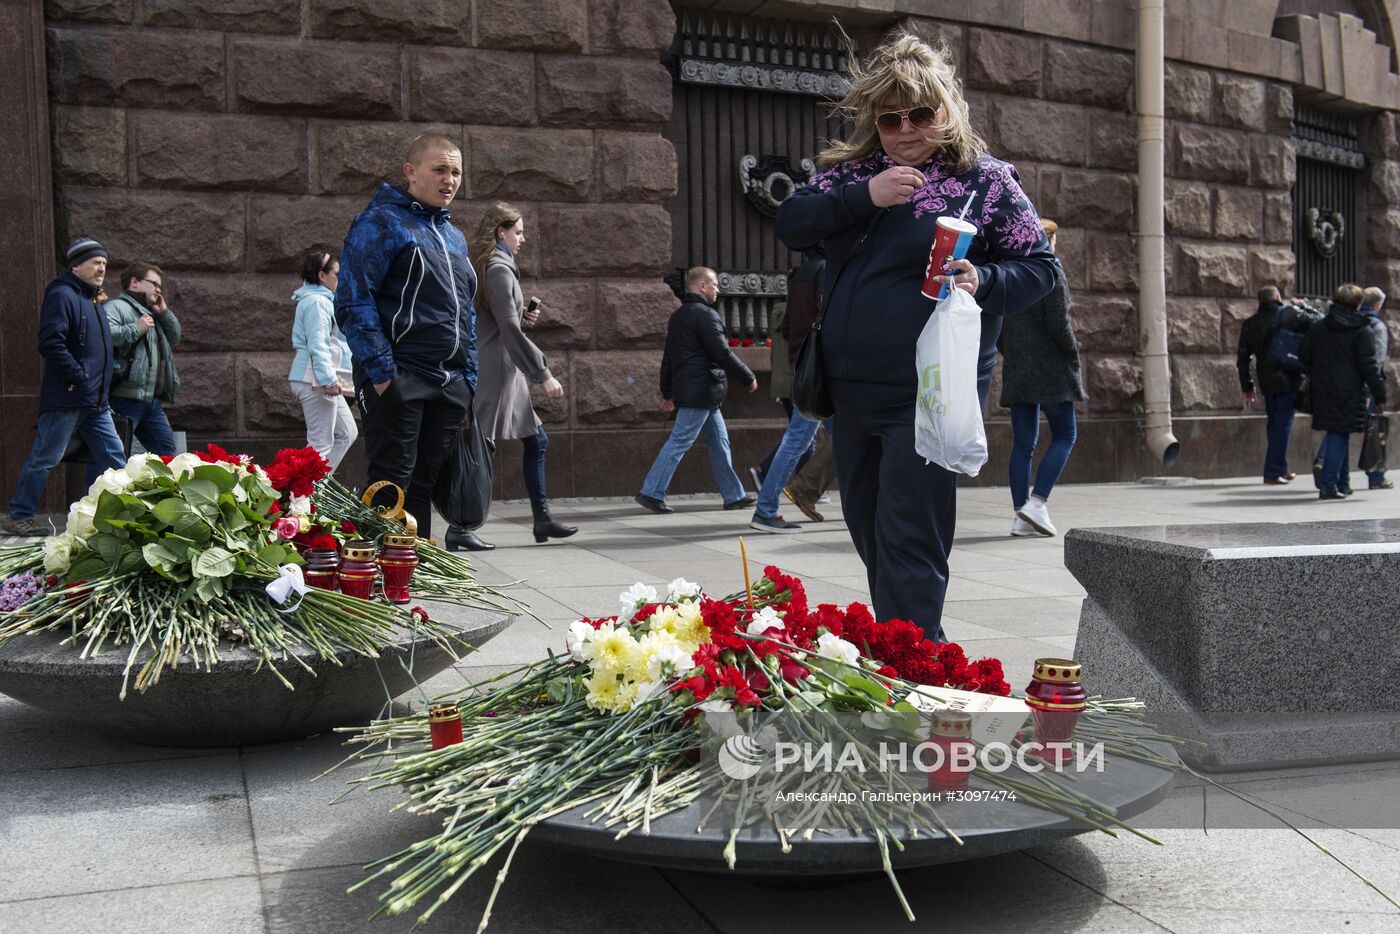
[1292,105,1366,299]
[664,12,852,339]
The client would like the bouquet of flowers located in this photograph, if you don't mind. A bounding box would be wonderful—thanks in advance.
[0,445,514,695]
[342,568,1179,929]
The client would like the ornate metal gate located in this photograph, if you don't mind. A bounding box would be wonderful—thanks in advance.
[1292,105,1366,299]
[663,11,852,339]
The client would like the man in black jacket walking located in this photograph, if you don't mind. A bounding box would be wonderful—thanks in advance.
[1299,283,1388,500]
[1237,286,1320,484]
[636,267,758,514]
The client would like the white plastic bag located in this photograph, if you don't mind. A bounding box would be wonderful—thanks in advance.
[914,286,988,476]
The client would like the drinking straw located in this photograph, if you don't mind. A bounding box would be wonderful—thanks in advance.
[957,193,975,222]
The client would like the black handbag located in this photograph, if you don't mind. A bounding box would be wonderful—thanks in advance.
[62,411,135,465]
[1359,412,1388,473]
[790,212,886,422]
[432,411,496,531]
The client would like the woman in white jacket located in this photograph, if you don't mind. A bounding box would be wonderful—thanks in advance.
[289,248,357,469]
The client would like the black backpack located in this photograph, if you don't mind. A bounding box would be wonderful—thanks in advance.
[1264,306,1312,374]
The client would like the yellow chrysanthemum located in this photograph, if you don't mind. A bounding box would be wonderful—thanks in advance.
[585,669,622,712]
[672,604,710,654]
[648,605,680,636]
[590,626,643,675]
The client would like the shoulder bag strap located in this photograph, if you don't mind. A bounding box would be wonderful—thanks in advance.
[811,210,887,334]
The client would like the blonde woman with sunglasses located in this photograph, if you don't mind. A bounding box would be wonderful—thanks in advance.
[776,31,1058,643]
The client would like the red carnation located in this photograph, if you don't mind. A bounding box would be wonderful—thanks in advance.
[308,533,338,551]
[339,520,357,535]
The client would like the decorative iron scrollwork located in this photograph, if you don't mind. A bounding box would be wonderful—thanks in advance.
[1306,207,1345,259]
[738,154,815,217]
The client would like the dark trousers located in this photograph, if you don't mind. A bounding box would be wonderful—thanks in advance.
[830,379,956,643]
[521,426,549,509]
[86,396,176,486]
[359,370,472,539]
[1262,391,1296,481]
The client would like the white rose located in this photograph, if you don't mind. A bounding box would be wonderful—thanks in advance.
[88,468,133,501]
[666,577,702,602]
[43,533,75,575]
[167,452,203,477]
[65,499,97,540]
[124,454,158,483]
[816,631,861,667]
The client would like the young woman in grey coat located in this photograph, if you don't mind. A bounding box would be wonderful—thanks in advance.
[445,203,574,550]
[998,220,1086,537]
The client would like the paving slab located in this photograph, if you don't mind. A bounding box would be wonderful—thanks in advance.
[0,876,265,934]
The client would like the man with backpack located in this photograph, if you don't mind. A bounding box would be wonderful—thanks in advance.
[1237,285,1321,484]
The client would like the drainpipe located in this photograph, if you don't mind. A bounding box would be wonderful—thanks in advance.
[1137,0,1181,468]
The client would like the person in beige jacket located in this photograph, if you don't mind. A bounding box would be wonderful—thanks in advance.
[447,203,575,550]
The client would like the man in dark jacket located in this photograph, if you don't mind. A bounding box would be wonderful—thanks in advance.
[635,267,758,514]
[336,133,477,538]
[1299,283,1387,500]
[1359,286,1392,490]
[2,238,128,536]
[1237,286,1320,484]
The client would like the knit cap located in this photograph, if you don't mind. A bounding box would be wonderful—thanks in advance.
[65,237,107,267]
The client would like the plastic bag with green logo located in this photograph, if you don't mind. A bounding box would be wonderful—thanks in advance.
[914,286,987,476]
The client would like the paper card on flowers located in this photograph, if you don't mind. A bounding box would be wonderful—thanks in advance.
[903,685,1030,746]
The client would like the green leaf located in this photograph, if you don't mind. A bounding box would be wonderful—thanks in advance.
[141,540,187,575]
[145,458,174,480]
[191,464,237,492]
[172,513,212,544]
[94,490,125,520]
[66,555,111,580]
[88,533,124,566]
[219,501,250,532]
[151,497,194,527]
[192,545,236,579]
[116,549,147,575]
[182,478,220,508]
[257,544,289,566]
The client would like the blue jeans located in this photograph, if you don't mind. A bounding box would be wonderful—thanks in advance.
[9,408,126,520]
[521,426,548,509]
[1008,401,1077,509]
[1262,391,1295,481]
[1319,431,1351,493]
[86,396,175,486]
[641,406,746,503]
[756,408,821,518]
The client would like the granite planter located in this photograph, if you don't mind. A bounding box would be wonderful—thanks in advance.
[533,741,1177,874]
[0,601,511,747]
[1067,520,1400,771]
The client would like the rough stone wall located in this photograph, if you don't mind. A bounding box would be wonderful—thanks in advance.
[42,0,678,496]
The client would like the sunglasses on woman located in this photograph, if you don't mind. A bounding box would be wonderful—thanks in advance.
[876,106,937,132]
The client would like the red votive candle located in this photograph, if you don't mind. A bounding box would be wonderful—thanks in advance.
[429,704,464,749]
[1024,658,1087,765]
[927,709,975,792]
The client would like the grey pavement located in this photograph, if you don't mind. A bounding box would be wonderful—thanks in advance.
[3,476,1400,932]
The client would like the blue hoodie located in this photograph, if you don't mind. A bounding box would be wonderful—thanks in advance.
[777,150,1057,388]
[335,183,477,388]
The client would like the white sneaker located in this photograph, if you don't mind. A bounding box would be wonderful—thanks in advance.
[1016,499,1057,536]
[1010,516,1038,537]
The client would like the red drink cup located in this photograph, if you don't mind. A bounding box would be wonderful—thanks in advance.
[921,216,978,302]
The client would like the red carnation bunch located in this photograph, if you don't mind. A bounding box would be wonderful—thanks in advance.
[265,447,332,498]
[194,443,244,466]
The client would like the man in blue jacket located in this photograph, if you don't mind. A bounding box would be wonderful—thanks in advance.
[2,238,128,536]
[336,134,477,538]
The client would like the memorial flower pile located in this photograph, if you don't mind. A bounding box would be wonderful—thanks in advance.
[0,444,511,696]
[342,568,1170,929]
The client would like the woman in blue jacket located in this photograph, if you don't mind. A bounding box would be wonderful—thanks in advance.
[290,248,357,469]
[776,32,1057,641]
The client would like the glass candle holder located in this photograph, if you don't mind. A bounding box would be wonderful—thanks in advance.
[1025,658,1087,764]
[378,531,419,605]
[302,547,341,591]
[429,704,464,749]
[338,540,379,600]
[927,709,975,792]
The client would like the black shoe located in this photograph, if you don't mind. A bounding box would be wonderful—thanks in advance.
[532,502,578,543]
[634,493,674,515]
[1339,485,1353,496]
[1312,458,1324,489]
[444,526,495,552]
[723,493,758,510]
[1319,488,1349,500]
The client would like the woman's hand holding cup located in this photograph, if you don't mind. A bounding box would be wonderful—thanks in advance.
[934,258,979,296]
[869,166,926,208]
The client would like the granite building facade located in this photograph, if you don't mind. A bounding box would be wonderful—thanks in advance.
[6,0,1400,507]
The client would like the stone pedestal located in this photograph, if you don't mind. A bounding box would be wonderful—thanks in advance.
[1067,521,1400,771]
[0,601,512,747]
